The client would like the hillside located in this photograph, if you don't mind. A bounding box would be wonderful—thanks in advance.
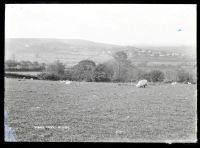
[5,38,196,66]
[5,38,122,66]
[122,46,196,66]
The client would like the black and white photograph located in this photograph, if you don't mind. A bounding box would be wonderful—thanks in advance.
[4,4,197,142]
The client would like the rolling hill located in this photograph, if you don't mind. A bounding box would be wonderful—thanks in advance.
[5,38,196,66]
[5,38,123,66]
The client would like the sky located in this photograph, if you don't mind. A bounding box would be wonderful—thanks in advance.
[5,4,196,46]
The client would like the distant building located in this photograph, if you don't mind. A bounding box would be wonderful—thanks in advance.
[138,50,145,53]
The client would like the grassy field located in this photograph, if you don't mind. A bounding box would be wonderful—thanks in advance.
[5,71,41,76]
[4,78,197,142]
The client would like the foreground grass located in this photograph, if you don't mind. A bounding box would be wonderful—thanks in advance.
[5,78,197,142]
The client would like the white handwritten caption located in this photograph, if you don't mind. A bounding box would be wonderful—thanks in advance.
[34,126,70,129]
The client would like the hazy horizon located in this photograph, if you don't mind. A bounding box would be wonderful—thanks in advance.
[5,4,196,47]
[5,37,196,48]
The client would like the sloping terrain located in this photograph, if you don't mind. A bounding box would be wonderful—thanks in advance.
[5,38,121,65]
[5,38,196,66]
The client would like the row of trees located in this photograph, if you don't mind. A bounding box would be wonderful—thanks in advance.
[5,60,46,71]
[38,51,196,83]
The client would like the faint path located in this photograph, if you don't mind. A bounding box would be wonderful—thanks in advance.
[4,111,16,142]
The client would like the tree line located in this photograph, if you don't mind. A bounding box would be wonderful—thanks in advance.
[5,60,46,71]
[37,51,196,83]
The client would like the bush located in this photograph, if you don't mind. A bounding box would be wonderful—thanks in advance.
[38,60,66,80]
[46,60,65,76]
[177,69,194,83]
[164,70,179,82]
[71,60,96,82]
[163,79,173,83]
[137,70,151,82]
[93,71,111,82]
[92,63,113,82]
[63,69,73,80]
[148,70,165,82]
[5,60,18,67]
[37,72,61,81]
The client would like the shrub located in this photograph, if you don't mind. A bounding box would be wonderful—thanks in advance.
[37,72,61,81]
[63,69,73,80]
[92,63,113,82]
[46,60,65,76]
[137,71,151,82]
[126,68,141,82]
[148,70,165,82]
[164,70,179,82]
[71,60,96,82]
[38,60,66,80]
[5,60,18,67]
[177,69,194,83]
[163,79,173,83]
[93,71,111,82]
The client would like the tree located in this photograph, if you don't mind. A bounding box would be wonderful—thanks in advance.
[38,60,65,80]
[20,60,32,67]
[46,60,65,76]
[177,69,194,83]
[93,63,114,82]
[33,61,39,66]
[11,54,16,61]
[113,51,128,62]
[72,60,96,81]
[112,51,135,82]
[137,70,151,82]
[148,70,165,82]
[5,60,18,67]
[78,60,96,71]
[164,70,178,81]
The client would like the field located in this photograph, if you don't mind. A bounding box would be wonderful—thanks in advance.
[5,71,41,76]
[4,78,197,142]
